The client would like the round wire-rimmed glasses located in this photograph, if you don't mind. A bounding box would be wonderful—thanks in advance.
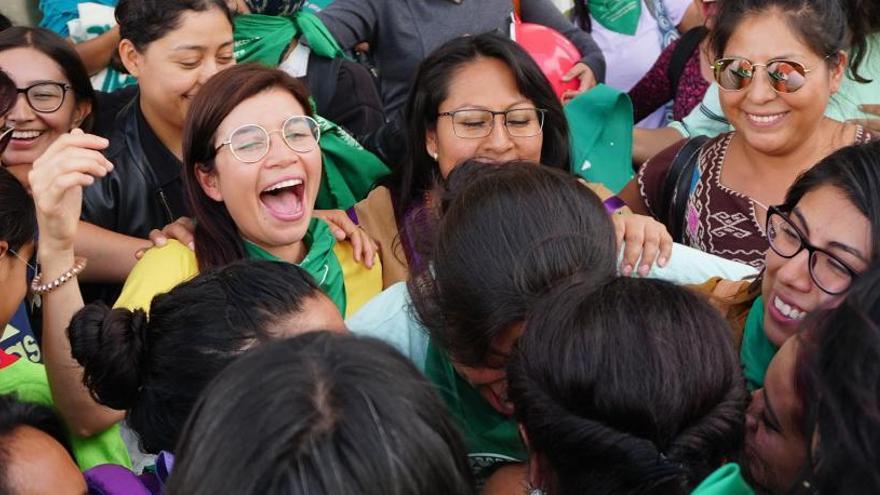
[215,115,321,163]
[437,107,547,139]
[765,205,858,295]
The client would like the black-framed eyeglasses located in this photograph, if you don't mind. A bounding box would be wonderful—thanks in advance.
[766,206,858,295]
[437,108,547,139]
[13,82,72,114]
[215,115,321,164]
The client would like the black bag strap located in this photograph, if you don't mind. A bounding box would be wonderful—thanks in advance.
[660,135,709,243]
[667,26,708,96]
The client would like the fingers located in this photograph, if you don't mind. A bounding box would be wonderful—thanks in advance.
[848,118,880,133]
[860,104,880,116]
[620,223,644,276]
[637,234,660,276]
[561,62,585,82]
[148,228,169,248]
[163,217,196,250]
[349,229,377,269]
[658,230,673,267]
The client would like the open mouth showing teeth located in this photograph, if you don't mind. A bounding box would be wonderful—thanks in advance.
[260,178,305,219]
[773,296,805,321]
[747,113,787,125]
[12,130,43,140]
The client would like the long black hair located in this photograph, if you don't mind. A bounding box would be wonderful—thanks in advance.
[391,32,571,220]
[509,277,747,494]
[168,332,475,495]
[409,161,616,367]
[793,262,880,493]
[67,259,328,453]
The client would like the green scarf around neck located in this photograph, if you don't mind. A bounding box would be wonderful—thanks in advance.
[740,296,778,392]
[589,0,642,35]
[243,218,346,314]
[424,342,526,462]
[233,11,344,65]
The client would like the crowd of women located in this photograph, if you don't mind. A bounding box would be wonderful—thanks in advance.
[0,0,877,493]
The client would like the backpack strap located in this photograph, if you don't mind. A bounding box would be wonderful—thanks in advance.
[659,135,709,243]
[667,26,708,95]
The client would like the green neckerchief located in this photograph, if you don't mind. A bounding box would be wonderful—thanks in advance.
[233,11,344,66]
[243,218,346,314]
[589,0,642,35]
[424,342,526,462]
[740,297,778,392]
[692,464,756,495]
[313,113,391,210]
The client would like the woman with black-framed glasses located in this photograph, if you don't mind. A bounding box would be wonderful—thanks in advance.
[619,0,877,269]
[684,140,880,491]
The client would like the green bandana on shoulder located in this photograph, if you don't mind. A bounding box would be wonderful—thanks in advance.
[589,0,642,35]
[424,341,525,481]
[243,218,346,314]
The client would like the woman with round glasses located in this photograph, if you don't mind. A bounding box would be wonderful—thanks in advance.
[693,141,880,394]
[26,63,382,442]
[619,0,876,268]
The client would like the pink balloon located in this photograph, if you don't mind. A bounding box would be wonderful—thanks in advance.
[514,22,582,100]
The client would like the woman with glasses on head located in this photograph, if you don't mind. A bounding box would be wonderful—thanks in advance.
[619,0,876,268]
[692,141,880,394]
[27,63,382,441]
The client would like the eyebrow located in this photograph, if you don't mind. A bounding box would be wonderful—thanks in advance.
[173,40,234,51]
[794,207,866,261]
[792,208,811,237]
[450,100,532,112]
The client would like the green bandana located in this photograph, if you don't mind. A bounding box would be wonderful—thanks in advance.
[740,297,778,392]
[233,11,344,65]
[589,0,642,35]
[313,114,391,210]
[424,342,525,481]
[692,464,756,495]
[243,218,347,314]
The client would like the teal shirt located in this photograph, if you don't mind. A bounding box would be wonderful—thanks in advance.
[740,297,778,391]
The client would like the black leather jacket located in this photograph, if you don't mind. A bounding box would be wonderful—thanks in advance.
[82,96,188,238]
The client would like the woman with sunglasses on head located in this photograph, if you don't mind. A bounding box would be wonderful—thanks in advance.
[28,63,381,439]
[694,141,880,394]
[743,261,880,494]
[619,0,875,268]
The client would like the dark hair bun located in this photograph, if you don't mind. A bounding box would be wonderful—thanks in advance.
[68,302,150,410]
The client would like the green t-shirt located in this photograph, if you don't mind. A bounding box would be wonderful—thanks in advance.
[740,297,778,392]
[0,355,132,471]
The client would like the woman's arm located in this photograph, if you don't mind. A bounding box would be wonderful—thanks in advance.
[520,0,606,84]
[75,221,150,283]
[72,26,120,76]
[314,0,379,50]
[30,131,125,437]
